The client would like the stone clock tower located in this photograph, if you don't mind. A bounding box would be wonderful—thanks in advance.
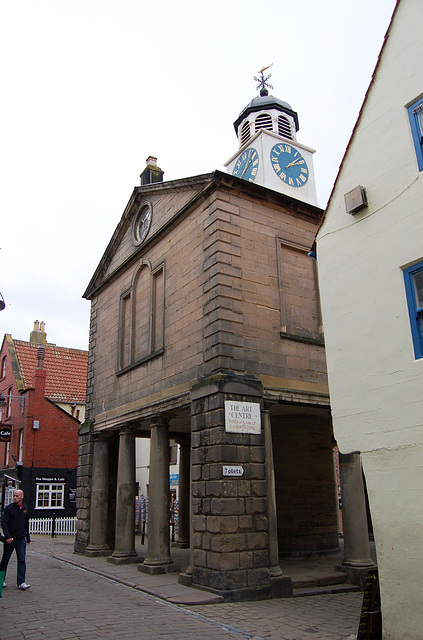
[225,67,318,207]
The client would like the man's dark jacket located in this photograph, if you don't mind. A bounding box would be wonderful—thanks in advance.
[2,502,31,542]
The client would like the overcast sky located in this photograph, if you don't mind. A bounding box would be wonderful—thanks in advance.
[0,0,396,351]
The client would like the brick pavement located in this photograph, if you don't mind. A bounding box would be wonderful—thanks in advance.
[0,540,363,640]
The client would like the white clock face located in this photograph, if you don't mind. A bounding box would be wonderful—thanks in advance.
[133,203,152,245]
[137,207,151,242]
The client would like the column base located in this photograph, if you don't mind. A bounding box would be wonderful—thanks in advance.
[338,562,375,589]
[85,545,113,558]
[342,559,374,568]
[138,562,181,575]
[107,553,141,565]
[269,565,283,578]
[172,541,190,549]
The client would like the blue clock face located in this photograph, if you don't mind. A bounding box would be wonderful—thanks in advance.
[232,148,259,182]
[270,143,309,188]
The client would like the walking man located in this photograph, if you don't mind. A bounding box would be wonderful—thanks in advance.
[0,489,31,596]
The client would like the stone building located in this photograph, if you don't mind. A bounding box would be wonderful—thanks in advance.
[75,79,356,599]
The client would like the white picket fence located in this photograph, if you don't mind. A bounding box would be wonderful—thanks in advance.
[29,516,77,536]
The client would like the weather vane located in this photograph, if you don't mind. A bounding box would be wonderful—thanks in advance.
[254,64,273,97]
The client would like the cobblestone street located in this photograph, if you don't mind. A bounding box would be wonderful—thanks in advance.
[0,544,363,640]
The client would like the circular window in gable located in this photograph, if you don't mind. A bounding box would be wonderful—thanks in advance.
[132,202,152,246]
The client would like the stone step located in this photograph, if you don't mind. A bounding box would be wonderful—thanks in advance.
[293,583,361,598]
[293,572,348,590]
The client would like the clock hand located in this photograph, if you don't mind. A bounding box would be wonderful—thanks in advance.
[241,159,253,176]
[285,157,304,169]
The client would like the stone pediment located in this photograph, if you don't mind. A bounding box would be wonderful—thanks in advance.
[84,173,215,299]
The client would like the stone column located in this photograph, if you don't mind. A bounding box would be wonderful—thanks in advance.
[174,438,190,548]
[264,411,282,577]
[340,452,373,582]
[139,414,179,574]
[108,425,138,564]
[86,432,111,556]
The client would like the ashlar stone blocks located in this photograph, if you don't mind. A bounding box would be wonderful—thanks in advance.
[189,373,274,597]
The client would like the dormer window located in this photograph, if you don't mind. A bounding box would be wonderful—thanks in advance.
[240,121,251,146]
[255,113,272,133]
[278,115,293,140]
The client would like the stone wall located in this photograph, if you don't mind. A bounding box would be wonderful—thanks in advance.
[272,414,338,555]
[74,298,97,553]
[190,373,273,598]
[74,420,93,553]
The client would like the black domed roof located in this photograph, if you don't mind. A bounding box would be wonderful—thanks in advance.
[234,93,299,132]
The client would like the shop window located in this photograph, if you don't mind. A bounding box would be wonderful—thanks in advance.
[36,483,65,509]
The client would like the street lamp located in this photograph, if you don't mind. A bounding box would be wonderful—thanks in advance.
[0,393,25,409]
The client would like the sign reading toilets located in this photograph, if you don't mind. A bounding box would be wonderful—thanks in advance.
[224,401,261,434]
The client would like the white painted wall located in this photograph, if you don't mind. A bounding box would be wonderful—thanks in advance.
[56,401,86,423]
[317,1,423,637]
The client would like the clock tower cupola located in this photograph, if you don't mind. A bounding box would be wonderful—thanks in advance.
[225,65,318,207]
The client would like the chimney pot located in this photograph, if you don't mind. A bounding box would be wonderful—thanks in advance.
[36,344,46,369]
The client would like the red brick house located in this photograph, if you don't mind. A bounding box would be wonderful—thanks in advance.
[0,322,88,517]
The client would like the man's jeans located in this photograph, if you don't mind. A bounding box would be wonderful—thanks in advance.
[0,538,27,585]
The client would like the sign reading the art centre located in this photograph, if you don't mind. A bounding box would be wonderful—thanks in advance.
[224,401,261,434]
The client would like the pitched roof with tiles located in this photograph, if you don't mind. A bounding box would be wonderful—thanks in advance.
[12,339,88,404]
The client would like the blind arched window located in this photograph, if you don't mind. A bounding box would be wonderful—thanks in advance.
[118,260,165,371]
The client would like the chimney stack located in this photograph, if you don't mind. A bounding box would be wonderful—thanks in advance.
[30,320,47,344]
[140,156,164,185]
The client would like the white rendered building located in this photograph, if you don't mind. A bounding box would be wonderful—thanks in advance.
[316,1,423,637]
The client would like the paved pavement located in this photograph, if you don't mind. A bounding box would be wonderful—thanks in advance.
[0,535,365,640]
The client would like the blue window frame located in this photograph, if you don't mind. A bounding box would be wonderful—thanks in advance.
[407,97,423,171]
[403,261,423,359]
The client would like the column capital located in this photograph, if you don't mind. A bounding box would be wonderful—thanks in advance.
[92,430,111,442]
[150,413,174,429]
[117,423,137,436]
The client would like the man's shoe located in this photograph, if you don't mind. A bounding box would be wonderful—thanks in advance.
[18,583,30,590]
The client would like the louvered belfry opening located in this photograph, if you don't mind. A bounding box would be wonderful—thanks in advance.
[278,115,293,140]
[255,113,272,133]
[240,121,251,146]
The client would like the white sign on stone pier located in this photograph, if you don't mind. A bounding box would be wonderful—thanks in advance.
[224,401,261,434]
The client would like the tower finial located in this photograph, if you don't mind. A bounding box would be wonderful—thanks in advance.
[254,63,273,97]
